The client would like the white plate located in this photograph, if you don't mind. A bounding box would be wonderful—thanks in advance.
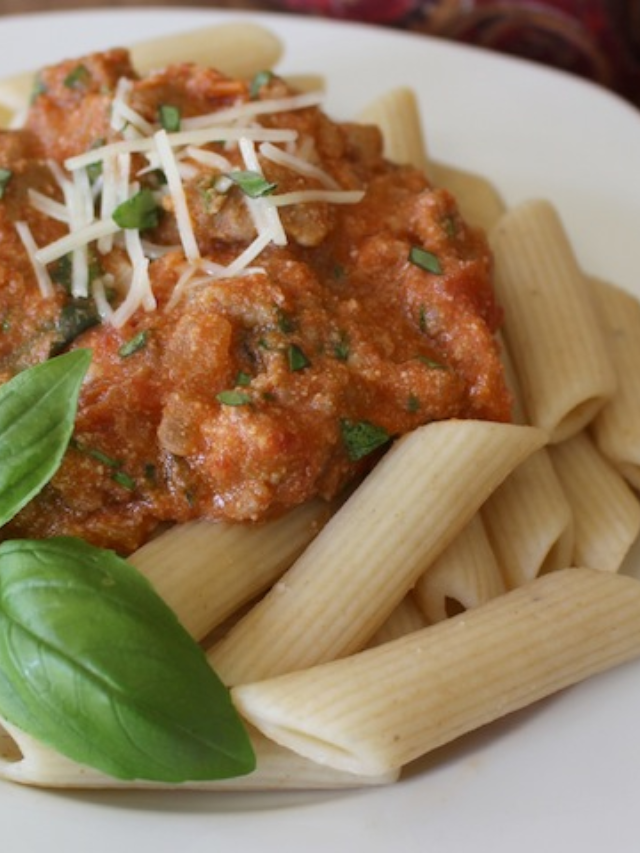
[1,8,640,852]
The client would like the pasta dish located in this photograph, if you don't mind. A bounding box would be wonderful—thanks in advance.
[0,20,639,794]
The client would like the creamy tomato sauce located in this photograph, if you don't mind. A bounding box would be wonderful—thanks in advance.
[0,49,511,553]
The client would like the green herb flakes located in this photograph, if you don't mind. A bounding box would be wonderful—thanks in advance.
[158,104,181,132]
[0,168,12,200]
[112,188,160,230]
[119,330,149,358]
[63,64,91,90]
[249,70,274,99]
[216,390,252,407]
[287,344,311,372]
[340,419,390,462]
[228,170,277,199]
[409,246,443,275]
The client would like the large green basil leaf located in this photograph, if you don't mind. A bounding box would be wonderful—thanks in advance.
[0,537,255,782]
[0,350,91,527]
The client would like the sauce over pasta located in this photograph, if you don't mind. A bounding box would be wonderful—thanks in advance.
[0,49,511,553]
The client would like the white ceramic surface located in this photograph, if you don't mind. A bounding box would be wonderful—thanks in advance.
[1,8,640,852]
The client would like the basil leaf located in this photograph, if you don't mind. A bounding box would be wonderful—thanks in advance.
[249,69,273,99]
[158,104,181,133]
[409,246,443,275]
[228,170,277,199]
[63,64,91,90]
[216,390,252,407]
[118,330,148,358]
[112,189,160,230]
[340,419,390,462]
[0,350,91,527]
[0,168,12,200]
[0,537,255,782]
[287,344,310,372]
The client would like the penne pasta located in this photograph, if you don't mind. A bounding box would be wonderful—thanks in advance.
[357,86,431,176]
[0,720,397,790]
[490,200,616,442]
[589,278,640,490]
[412,512,505,623]
[232,568,640,777]
[207,420,546,686]
[357,85,506,231]
[128,500,333,642]
[481,448,574,589]
[428,161,507,233]
[548,431,640,573]
[368,595,429,647]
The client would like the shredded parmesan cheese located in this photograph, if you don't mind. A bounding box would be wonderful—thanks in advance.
[26,65,367,327]
[269,189,365,207]
[65,126,298,172]
[180,91,324,131]
[154,129,200,262]
[258,141,340,189]
[15,221,54,298]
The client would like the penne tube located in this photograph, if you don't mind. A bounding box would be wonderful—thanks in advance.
[429,161,506,233]
[129,500,332,642]
[368,595,428,647]
[232,568,640,777]
[548,431,640,573]
[481,448,574,589]
[0,22,284,127]
[0,720,397,790]
[357,86,431,176]
[589,278,640,490]
[490,200,616,442]
[207,420,546,685]
[356,86,505,232]
[412,512,506,622]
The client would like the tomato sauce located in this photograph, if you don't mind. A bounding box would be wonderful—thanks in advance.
[0,50,511,553]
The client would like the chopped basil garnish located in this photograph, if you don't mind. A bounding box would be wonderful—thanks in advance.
[86,138,106,181]
[407,394,420,413]
[416,354,447,370]
[119,330,149,358]
[235,371,252,387]
[409,246,443,275]
[275,307,295,334]
[228,170,277,199]
[30,74,47,103]
[333,331,350,362]
[0,168,12,200]
[158,104,181,132]
[442,215,457,239]
[63,64,91,90]
[112,470,137,491]
[72,440,136,490]
[51,298,100,355]
[340,419,390,462]
[216,390,252,407]
[112,188,160,230]
[287,344,311,372]
[249,70,273,99]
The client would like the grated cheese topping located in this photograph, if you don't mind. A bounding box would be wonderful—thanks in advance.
[22,67,367,326]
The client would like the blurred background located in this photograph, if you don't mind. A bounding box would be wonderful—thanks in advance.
[0,1,638,108]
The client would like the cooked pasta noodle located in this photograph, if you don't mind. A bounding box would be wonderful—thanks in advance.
[232,569,640,777]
